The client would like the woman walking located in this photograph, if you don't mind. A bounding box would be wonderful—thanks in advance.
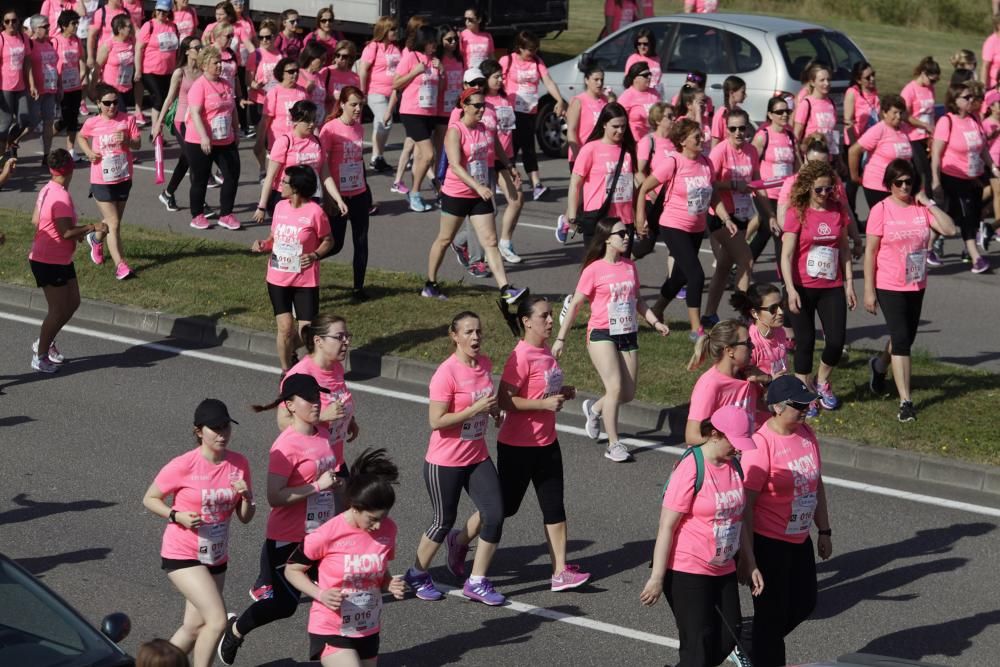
[153,35,203,213]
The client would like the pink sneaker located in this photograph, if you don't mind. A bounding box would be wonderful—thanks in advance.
[86,232,104,265]
[445,529,469,578]
[79,100,89,115]
[115,262,133,280]
[189,214,211,230]
[217,214,241,230]
[551,564,591,592]
[134,112,147,127]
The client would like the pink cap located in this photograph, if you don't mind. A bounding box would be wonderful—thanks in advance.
[985,90,1000,108]
[710,406,757,452]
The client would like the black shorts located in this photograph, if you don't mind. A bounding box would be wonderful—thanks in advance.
[707,213,750,233]
[440,193,494,217]
[90,180,132,202]
[309,632,380,661]
[589,328,639,352]
[400,113,436,142]
[160,557,228,575]
[141,73,172,109]
[29,260,76,288]
[266,283,319,319]
[434,115,449,127]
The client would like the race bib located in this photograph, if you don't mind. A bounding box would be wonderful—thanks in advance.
[444,87,459,111]
[773,162,792,178]
[826,130,840,155]
[968,150,984,177]
[542,366,564,398]
[733,192,754,220]
[43,64,58,91]
[805,245,838,280]
[7,45,23,70]
[608,170,631,204]
[514,85,538,114]
[785,492,817,535]
[270,240,303,273]
[687,185,712,215]
[468,159,488,186]
[197,522,229,565]
[340,160,364,192]
[305,489,334,533]
[210,114,231,141]
[117,63,134,87]
[893,142,912,159]
[703,0,718,9]
[710,520,741,566]
[771,353,787,375]
[418,79,437,109]
[341,588,382,635]
[101,152,128,181]
[608,297,637,335]
[905,249,927,284]
[62,66,80,88]
[157,30,178,52]
[385,52,399,76]
[494,104,515,132]
[460,388,491,440]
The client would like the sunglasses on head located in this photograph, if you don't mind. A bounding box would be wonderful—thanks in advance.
[892,177,913,187]
[813,185,835,195]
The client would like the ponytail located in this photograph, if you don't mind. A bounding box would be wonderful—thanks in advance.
[686,320,743,371]
[345,448,399,511]
[730,283,781,322]
[496,293,544,338]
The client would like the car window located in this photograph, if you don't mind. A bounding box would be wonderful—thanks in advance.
[778,30,865,81]
[664,24,760,74]
[587,22,673,73]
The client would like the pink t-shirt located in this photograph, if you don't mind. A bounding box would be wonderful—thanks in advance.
[618,87,660,145]
[268,132,322,193]
[232,17,254,66]
[304,30,337,56]
[900,80,935,141]
[322,67,360,114]
[440,53,464,115]
[625,53,661,93]
[426,354,494,467]
[265,425,337,542]
[302,513,397,637]
[605,0,640,31]
[137,19,179,75]
[743,422,822,544]
[687,366,760,429]
[684,0,720,12]
[795,95,839,155]
[30,38,59,95]
[777,174,850,219]
[500,53,548,115]
[485,93,514,158]
[320,118,368,197]
[497,340,563,447]
[184,76,236,146]
[459,29,493,70]
[174,7,198,39]
[89,6,128,49]
[41,0,76,30]
[934,113,986,179]
[441,120,494,198]
[749,324,790,377]
[248,48,282,104]
[102,37,136,92]
[754,125,795,199]
[576,258,640,333]
[866,198,933,292]
[783,205,848,289]
[569,93,608,162]
[263,83,308,145]
[154,447,252,563]
[984,33,1000,89]
[652,152,714,232]
[54,33,84,92]
[708,140,759,221]
[986,116,1000,164]
[1,31,30,91]
[80,112,139,184]
[857,121,913,191]
[265,200,331,288]
[298,69,328,120]
[844,85,879,143]
[218,48,237,87]
[30,181,78,265]
[360,41,400,97]
[396,49,440,116]
[122,0,142,28]
[285,355,355,469]
[662,453,745,576]
[710,105,734,143]
[572,140,635,224]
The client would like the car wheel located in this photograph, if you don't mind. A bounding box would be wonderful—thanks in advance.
[536,98,567,159]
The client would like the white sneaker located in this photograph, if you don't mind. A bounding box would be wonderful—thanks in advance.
[32,339,64,364]
[558,294,572,326]
[581,399,601,439]
[498,240,522,264]
[31,354,60,373]
[604,441,631,462]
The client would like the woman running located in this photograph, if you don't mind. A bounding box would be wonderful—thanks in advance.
[481,59,525,264]
[274,9,302,60]
[710,75,746,147]
[617,62,660,149]
[136,0,179,129]
[459,6,493,71]
[901,56,940,200]
[864,159,956,422]
[358,16,400,174]
[554,218,669,462]
[403,310,507,606]
[153,36,202,213]
[730,283,791,381]
[142,398,254,667]
[389,14,429,198]
[624,28,660,96]
[255,99,325,221]
[603,0,642,34]
[749,96,797,263]
[27,15,59,162]
[848,94,912,210]
[675,84,712,154]
[496,296,591,591]
[54,10,85,160]
[392,24,441,212]
[436,25,465,158]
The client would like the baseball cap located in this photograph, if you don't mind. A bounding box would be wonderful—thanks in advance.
[279,373,330,403]
[985,90,1000,108]
[463,67,485,84]
[766,375,819,406]
[193,398,238,429]
[155,0,172,11]
[710,406,756,452]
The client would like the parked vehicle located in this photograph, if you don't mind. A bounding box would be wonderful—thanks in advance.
[537,13,867,157]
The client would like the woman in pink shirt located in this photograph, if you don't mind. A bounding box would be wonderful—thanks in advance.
[96,14,135,107]
[864,159,956,423]
[640,405,760,667]
[742,375,832,667]
[359,16,400,173]
[495,295,591,591]
[901,57,940,199]
[750,96,797,263]
[297,41,332,125]
[931,81,995,274]
[554,219,670,462]
[625,28,661,97]
[603,0,643,35]
[54,10,85,159]
[28,15,59,162]
[436,26,464,149]
[793,63,840,161]
[403,311,507,606]
[710,75,746,147]
[684,0,720,11]
[304,5,338,54]
[618,62,660,147]
[255,56,306,173]
[142,398,254,667]
[459,6,493,71]
[246,19,281,145]
[636,102,675,178]
[565,64,607,170]
[320,40,361,122]
[172,0,197,39]
[848,94,912,210]
[285,448,404,665]
[842,61,879,157]
[780,160,856,413]
[675,85,711,154]
[28,149,107,373]
[255,99,325,221]
[77,82,140,280]
[251,165,334,372]
[136,0,180,128]
[982,15,1000,86]
[730,284,790,381]
[152,35,201,213]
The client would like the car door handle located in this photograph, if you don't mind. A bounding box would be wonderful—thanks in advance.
[709,83,722,89]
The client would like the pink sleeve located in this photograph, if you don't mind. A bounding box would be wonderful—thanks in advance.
[687,372,716,422]
[793,98,809,126]
[361,41,376,65]
[866,201,885,237]
[710,107,726,140]
[428,363,455,403]
[900,83,914,107]
[662,454,697,513]
[536,58,549,78]
[315,208,331,237]
[571,142,593,177]
[264,87,276,117]
[268,445,295,478]
[396,50,414,78]
[782,204,803,233]
[500,350,529,390]
[652,156,678,185]
[153,458,182,495]
[984,36,995,63]
[269,135,290,162]
[79,117,94,139]
[127,116,139,140]
[575,263,595,300]
[933,117,951,142]
[857,122,882,152]
[50,197,73,220]
[708,141,725,175]
[302,522,329,560]
[188,79,205,109]
[741,433,771,492]
[138,21,151,45]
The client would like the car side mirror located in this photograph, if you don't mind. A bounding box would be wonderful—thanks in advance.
[101,613,131,644]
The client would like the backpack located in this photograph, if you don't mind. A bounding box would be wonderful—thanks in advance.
[662,444,744,498]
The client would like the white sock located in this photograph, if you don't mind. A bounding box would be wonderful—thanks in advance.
[469,575,484,584]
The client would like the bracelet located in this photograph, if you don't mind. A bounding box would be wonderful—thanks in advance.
[256,206,266,212]
[168,509,177,523]
[817,528,832,536]
[556,338,565,342]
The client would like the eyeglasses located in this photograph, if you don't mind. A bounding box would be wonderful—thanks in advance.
[286,18,298,23]
[2,18,17,25]
[727,125,748,133]
[636,71,651,78]
[813,185,835,195]
[610,229,629,239]
[663,114,675,120]
[758,303,783,315]
[334,53,352,60]
[99,99,119,107]
[892,178,913,187]
[785,400,811,411]
[320,332,353,342]
[771,108,790,115]
[464,102,486,109]
[731,339,754,350]
[258,33,272,39]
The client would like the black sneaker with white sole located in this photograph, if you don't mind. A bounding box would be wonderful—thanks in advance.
[217,615,243,665]
[204,205,219,220]
[898,401,917,423]
[158,191,179,212]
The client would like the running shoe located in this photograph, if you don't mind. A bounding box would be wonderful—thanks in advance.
[158,190,179,212]
[421,281,447,300]
[932,236,944,256]
[115,262,134,280]
[32,339,64,364]
[550,564,591,592]
[868,356,887,395]
[977,222,990,252]
[558,294,572,326]
[404,569,443,601]
[688,326,705,343]
[898,400,917,423]
[31,354,60,373]
[555,214,571,244]
[498,240,522,263]
[467,261,490,279]
[676,286,687,301]
[70,149,85,163]
[462,577,505,606]
[581,399,601,439]
[451,241,470,268]
[816,381,839,410]
[532,183,548,201]
[243,127,257,139]
[805,402,819,418]
[925,250,943,267]
[217,614,242,666]
[500,284,527,304]
[445,529,470,578]
[203,205,219,220]
[217,214,241,230]
[972,257,990,274]
[86,232,104,265]
[727,645,753,667]
[190,214,211,230]
[371,156,392,172]
[369,204,379,215]
[79,100,89,116]
[248,584,273,602]
[605,441,632,462]
[208,171,224,188]
[391,180,410,195]
[961,250,971,264]
[134,112,147,127]
[409,193,433,212]
[351,288,370,302]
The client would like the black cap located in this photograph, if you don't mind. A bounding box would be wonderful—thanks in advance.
[279,374,330,403]
[193,398,238,428]
[766,375,819,405]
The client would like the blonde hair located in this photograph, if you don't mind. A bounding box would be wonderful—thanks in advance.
[647,101,673,130]
[951,49,976,69]
[372,15,397,43]
[198,45,222,69]
[687,320,745,371]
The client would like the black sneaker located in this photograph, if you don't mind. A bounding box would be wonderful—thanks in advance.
[351,288,369,302]
[868,356,887,395]
[898,400,917,423]
[217,615,243,665]
[158,191,179,212]
[204,204,219,220]
[371,155,393,173]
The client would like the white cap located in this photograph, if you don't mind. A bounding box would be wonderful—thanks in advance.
[463,67,486,84]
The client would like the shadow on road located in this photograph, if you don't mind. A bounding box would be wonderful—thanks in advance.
[857,609,1000,661]
[16,547,113,576]
[0,493,117,526]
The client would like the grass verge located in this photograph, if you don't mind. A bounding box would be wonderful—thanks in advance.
[1,209,997,465]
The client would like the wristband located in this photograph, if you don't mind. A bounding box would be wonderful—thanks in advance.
[256,206,266,212]
[168,509,177,523]
[556,338,565,342]
[817,528,832,536]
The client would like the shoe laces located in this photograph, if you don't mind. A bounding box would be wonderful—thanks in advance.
[471,578,496,594]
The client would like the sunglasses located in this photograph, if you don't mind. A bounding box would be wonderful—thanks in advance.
[284,68,299,75]
[958,94,974,101]
[637,41,651,47]
[610,229,629,239]
[813,185,835,195]
[758,303,783,315]
[334,53,352,60]
[862,72,876,80]
[892,177,913,187]
[99,99,119,107]
[636,71,652,78]
[728,125,748,133]
[286,18,298,23]
[320,332,352,342]
[731,339,754,349]
[464,16,479,22]
[785,400,811,411]
[3,18,17,25]
[319,17,333,23]
[464,102,486,109]
[771,108,790,115]
[258,33,272,39]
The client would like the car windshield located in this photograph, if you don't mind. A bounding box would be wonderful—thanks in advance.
[778,29,865,81]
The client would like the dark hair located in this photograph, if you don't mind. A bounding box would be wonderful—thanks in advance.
[676,84,704,118]
[802,131,830,156]
[722,75,746,108]
[882,157,919,191]
[450,311,480,334]
[879,93,906,115]
[913,56,941,78]
[275,57,297,81]
[216,1,237,23]
[345,448,399,512]
[465,4,485,24]
[403,15,430,50]
[497,294,546,337]
[727,108,749,126]
[111,13,131,34]
[57,9,80,29]
[438,24,464,67]
[479,58,506,96]
[944,82,972,113]
[514,30,540,52]
[136,638,188,667]
[583,62,605,81]
[285,164,317,198]
[624,61,652,89]
[338,85,364,105]
[633,27,656,56]
[767,95,789,114]
[48,147,73,172]
[93,82,118,103]
[176,36,200,69]
[585,102,637,163]
[411,25,438,56]
[298,40,328,69]
[582,218,623,268]
[289,99,317,124]
[302,314,347,353]
[950,68,975,86]
[730,283,781,321]
[280,7,298,24]
[849,60,872,88]
[669,117,700,148]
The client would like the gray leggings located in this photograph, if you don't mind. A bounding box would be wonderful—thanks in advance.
[0,89,30,136]
[423,458,504,544]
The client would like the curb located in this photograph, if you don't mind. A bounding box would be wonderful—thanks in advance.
[3,282,998,499]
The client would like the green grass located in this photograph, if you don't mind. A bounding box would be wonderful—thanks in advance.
[3,209,998,465]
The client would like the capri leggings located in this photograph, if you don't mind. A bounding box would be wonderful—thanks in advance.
[141,73,171,116]
[661,227,706,309]
[59,90,83,132]
[497,440,566,524]
[876,288,924,357]
[423,459,504,544]
[939,173,980,242]
[512,111,539,174]
[910,139,932,198]
[786,285,847,374]
[233,540,302,637]
[328,187,372,290]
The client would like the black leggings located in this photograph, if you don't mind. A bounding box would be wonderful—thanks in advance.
[661,227,705,309]
[787,285,847,374]
[141,73,171,116]
[59,89,83,132]
[184,140,240,216]
[234,540,302,637]
[910,139,932,198]
[423,458,504,544]
[876,288,924,356]
[940,173,981,242]
[750,197,782,262]
[165,121,189,195]
[664,570,740,667]
[236,66,249,132]
[512,111,539,174]
[863,186,890,210]
[329,187,372,290]
[497,440,566,524]
[750,534,817,667]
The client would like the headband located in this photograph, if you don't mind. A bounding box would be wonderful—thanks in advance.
[49,163,73,177]
[459,88,481,105]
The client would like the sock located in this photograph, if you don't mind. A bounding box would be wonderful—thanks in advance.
[408,566,426,576]
[873,356,888,374]
[469,575,484,584]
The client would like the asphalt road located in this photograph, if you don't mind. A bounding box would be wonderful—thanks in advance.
[1,125,999,372]
[0,309,998,666]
